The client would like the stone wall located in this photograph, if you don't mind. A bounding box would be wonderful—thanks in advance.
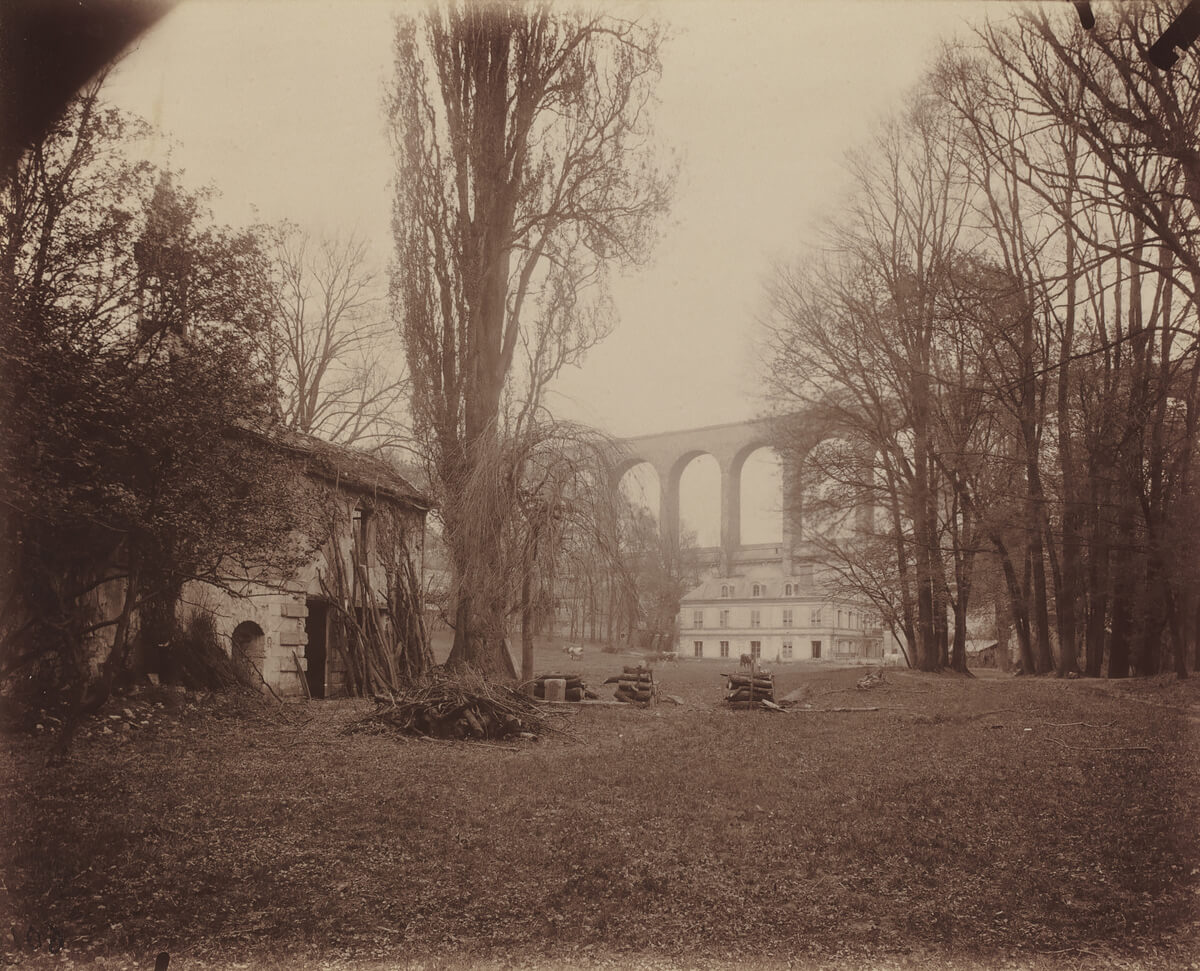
[180,576,311,697]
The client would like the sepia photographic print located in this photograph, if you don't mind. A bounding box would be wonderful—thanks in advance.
[2,1,1198,969]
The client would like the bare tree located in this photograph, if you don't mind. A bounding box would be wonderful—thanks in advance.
[260,227,409,449]
[387,4,673,675]
[764,90,976,672]
[938,5,1200,678]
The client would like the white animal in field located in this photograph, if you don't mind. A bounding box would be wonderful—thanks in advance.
[562,644,583,659]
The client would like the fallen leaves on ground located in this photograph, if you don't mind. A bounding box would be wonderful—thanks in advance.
[1,657,1197,971]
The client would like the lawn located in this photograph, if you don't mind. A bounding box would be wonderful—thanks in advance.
[2,639,1198,971]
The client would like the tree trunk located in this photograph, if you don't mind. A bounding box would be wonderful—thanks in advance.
[520,566,534,683]
[950,589,970,674]
[906,350,942,673]
[1107,498,1138,679]
[1167,584,1187,680]
[1055,159,1083,678]
[1026,481,1055,675]
[1084,471,1110,677]
[994,535,1035,673]
[1193,596,1200,673]
[1133,555,1167,676]
[56,563,141,755]
[138,578,182,681]
[994,593,1012,673]
[446,597,516,678]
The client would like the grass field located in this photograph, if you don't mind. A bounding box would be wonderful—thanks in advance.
[2,637,1198,971]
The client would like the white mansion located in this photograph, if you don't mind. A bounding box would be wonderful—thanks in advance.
[677,571,886,663]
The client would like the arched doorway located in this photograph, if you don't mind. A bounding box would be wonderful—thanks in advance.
[231,621,266,687]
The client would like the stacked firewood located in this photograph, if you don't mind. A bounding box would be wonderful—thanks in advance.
[604,665,657,704]
[529,673,598,702]
[725,670,775,707]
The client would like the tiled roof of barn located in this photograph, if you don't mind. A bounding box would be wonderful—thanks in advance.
[279,431,429,509]
[232,422,429,509]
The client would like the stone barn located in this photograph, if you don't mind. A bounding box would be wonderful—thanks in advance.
[179,433,430,698]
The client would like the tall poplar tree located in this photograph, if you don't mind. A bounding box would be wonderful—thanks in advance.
[388,3,673,674]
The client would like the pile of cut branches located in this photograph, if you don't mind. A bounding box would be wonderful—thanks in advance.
[351,671,569,741]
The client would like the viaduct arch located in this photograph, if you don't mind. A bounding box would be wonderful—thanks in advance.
[615,415,858,577]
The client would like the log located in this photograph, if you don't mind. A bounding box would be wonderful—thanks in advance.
[461,706,485,737]
[727,688,775,704]
[727,684,773,696]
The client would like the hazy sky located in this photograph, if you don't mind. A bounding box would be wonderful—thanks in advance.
[104,0,989,445]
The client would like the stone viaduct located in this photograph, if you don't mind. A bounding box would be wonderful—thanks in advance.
[615,417,802,577]
[614,413,874,578]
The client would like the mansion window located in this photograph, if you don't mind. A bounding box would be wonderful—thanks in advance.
[811,639,822,659]
[750,609,761,629]
[694,640,704,658]
[721,584,731,598]
[782,640,794,660]
[720,640,730,658]
[750,640,762,659]
[810,607,822,626]
[782,609,793,627]
[693,610,704,629]
[752,583,763,597]
[785,583,793,596]
[719,609,730,627]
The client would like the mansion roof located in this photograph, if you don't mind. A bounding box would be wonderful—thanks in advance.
[682,576,818,602]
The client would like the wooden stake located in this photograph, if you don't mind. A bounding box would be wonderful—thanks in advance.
[292,651,311,700]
